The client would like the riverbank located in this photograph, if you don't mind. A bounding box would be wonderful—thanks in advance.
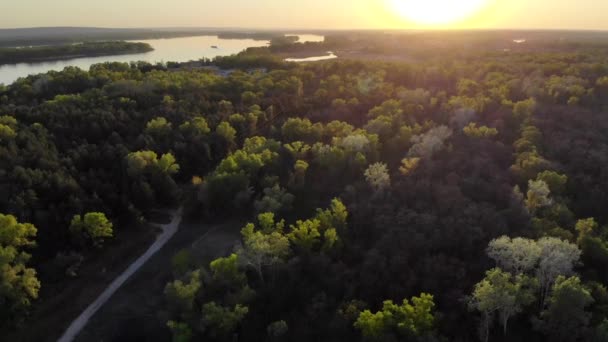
[0,41,153,65]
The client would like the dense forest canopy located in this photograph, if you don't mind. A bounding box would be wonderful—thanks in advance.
[2,31,608,341]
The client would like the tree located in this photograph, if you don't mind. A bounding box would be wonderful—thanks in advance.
[164,270,202,317]
[179,116,210,136]
[537,237,581,307]
[0,123,16,141]
[69,212,113,247]
[536,171,567,195]
[576,217,598,243]
[209,253,246,287]
[157,153,180,175]
[355,293,436,341]
[487,236,541,275]
[364,163,391,193]
[408,125,452,159]
[463,122,499,138]
[238,220,290,283]
[145,116,172,136]
[468,268,537,340]
[535,276,593,342]
[290,160,309,187]
[267,320,289,340]
[167,320,193,342]
[126,150,180,176]
[315,198,348,232]
[201,302,249,338]
[0,214,40,325]
[254,185,295,214]
[284,141,311,159]
[525,179,553,214]
[399,157,420,176]
[288,219,322,251]
[216,121,237,149]
[281,118,322,143]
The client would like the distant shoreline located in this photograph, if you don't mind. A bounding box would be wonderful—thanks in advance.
[0,28,290,48]
[0,41,154,65]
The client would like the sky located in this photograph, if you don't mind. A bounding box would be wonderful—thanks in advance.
[1,0,607,30]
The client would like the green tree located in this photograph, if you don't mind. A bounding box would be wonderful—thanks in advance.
[535,276,593,342]
[164,270,202,317]
[254,185,295,214]
[167,320,193,342]
[69,212,113,247]
[215,121,237,151]
[157,153,180,175]
[536,171,568,195]
[354,293,436,341]
[201,302,249,338]
[463,122,499,138]
[0,214,40,325]
[315,198,348,232]
[238,220,290,283]
[576,217,598,243]
[0,123,16,141]
[288,219,321,251]
[179,116,210,136]
[126,150,180,176]
[146,116,172,136]
[525,179,553,214]
[209,253,246,287]
[469,268,537,340]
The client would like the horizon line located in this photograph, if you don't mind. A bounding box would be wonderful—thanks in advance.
[2,26,608,33]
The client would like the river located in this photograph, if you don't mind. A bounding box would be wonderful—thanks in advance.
[0,34,325,85]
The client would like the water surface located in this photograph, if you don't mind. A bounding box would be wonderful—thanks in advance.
[0,36,270,85]
[0,34,326,85]
[285,52,337,62]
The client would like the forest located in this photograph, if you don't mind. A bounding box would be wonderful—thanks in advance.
[0,41,154,65]
[2,31,608,341]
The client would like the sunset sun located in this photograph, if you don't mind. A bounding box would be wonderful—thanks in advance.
[391,0,489,25]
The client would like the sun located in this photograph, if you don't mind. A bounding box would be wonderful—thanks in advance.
[391,0,489,25]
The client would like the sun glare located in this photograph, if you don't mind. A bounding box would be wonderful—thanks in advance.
[391,0,489,25]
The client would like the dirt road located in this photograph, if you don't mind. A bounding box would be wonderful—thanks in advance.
[57,209,183,342]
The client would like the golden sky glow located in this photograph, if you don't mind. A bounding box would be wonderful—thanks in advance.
[390,0,490,25]
[0,0,607,30]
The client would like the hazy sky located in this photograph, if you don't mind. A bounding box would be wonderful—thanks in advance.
[1,0,607,30]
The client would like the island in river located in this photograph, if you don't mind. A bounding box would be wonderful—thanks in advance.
[0,41,154,65]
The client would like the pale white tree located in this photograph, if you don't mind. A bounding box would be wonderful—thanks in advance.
[487,236,541,275]
[536,237,581,308]
[339,134,370,153]
[364,163,391,192]
[408,125,453,159]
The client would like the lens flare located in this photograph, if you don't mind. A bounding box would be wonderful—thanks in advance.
[391,0,489,25]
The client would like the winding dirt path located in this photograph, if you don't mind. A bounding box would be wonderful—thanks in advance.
[57,208,183,342]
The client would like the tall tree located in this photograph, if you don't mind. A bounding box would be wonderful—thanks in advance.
[535,276,593,342]
[69,212,113,247]
[469,268,537,340]
[0,213,40,325]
